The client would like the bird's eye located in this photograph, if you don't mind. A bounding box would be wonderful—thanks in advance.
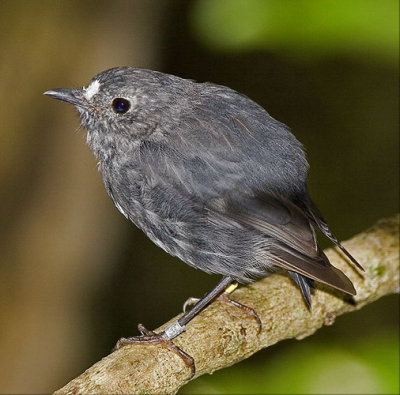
[112,98,130,114]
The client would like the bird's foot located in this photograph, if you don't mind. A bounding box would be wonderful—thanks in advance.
[218,283,262,334]
[182,283,262,334]
[114,323,195,376]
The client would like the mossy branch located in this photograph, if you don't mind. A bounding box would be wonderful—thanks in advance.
[55,215,399,394]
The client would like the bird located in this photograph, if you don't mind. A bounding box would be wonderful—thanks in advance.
[44,67,363,347]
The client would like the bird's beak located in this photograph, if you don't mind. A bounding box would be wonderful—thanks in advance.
[43,88,85,107]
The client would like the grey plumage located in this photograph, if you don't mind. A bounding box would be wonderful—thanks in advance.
[45,67,362,306]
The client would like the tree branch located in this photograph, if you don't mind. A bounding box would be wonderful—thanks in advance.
[55,215,399,394]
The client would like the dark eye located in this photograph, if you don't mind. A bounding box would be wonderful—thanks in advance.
[112,98,130,114]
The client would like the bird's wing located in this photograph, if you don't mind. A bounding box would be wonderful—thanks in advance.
[206,192,356,295]
[165,94,309,200]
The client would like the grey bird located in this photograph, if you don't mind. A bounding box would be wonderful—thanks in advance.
[44,67,363,346]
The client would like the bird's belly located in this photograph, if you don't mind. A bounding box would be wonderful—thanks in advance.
[104,172,274,283]
[129,204,274,283]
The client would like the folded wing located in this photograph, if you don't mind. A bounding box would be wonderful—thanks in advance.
[207,192,356,296]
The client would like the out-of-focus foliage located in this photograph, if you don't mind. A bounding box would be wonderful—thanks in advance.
[191,0,398,62]
[181,329,399,394]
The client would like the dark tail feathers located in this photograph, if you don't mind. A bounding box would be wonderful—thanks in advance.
[288,271,315,307]
[302,197,364,271]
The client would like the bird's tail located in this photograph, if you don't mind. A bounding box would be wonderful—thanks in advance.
[301,196,364,271]
[288,271,314,307]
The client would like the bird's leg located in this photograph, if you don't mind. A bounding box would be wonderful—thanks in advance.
[167,276,234,337]
[114,276,234,375]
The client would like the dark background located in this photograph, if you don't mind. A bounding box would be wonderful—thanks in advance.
[0,0,398,393]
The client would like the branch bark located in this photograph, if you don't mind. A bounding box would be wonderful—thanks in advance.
[55,215,399,394]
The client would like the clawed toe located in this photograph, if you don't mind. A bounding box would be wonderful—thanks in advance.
[137,323,156,336]
[182,297,201,312]
[218,292,262,334]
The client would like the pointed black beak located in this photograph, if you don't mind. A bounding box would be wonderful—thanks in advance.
[43,88,85,107]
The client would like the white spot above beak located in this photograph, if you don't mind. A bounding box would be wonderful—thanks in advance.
[84,79,101,100]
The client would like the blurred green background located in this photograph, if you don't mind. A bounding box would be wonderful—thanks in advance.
[0,0,398,393]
